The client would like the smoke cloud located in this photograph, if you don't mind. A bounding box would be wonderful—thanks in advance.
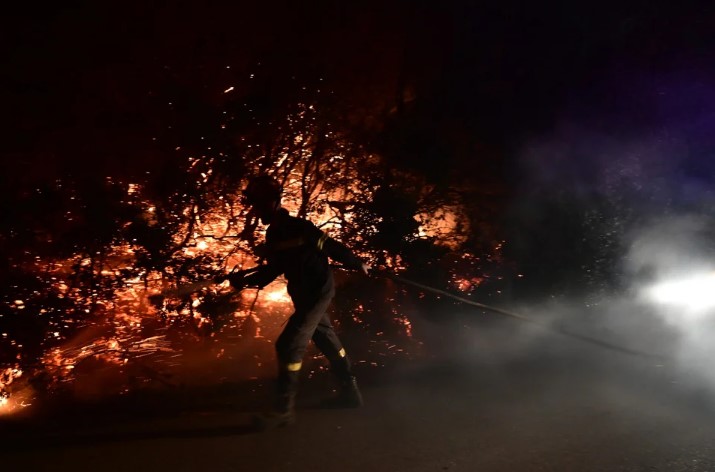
[504,70,715,396]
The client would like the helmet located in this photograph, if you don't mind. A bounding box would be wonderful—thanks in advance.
[243,175,282,207]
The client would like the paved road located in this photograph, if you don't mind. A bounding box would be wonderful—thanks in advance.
[3,310,715,472]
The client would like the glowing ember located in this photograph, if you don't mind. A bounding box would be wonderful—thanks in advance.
[0,366,25,414]
[452,276,485,293]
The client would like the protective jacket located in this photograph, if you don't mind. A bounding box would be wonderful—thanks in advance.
[241,208,363,298]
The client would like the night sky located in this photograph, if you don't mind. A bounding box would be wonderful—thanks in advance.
[3,1,714,188]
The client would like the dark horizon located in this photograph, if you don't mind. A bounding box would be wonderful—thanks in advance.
[3,1,714,184]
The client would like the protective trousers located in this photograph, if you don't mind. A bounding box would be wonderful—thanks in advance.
[273,283,354,410]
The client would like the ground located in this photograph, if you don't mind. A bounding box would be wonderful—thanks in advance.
[2,304,715,472]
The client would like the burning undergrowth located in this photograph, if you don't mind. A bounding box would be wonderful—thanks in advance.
[0,90,504,414]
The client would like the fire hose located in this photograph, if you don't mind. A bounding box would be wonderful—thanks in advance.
[376,270,668,361]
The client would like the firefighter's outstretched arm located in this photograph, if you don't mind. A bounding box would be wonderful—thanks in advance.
[229,263,282,289]
[318,232,371,275]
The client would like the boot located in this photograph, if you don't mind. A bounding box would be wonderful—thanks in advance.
[322,375,364,409]
[253,393,296,431]
[253,367,299,431]
[322,352,364,408]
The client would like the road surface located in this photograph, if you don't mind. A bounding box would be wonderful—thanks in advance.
[2,306,715,471]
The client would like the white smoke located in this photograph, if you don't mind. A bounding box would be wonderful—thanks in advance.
[624,216,715,388]
[509,72,715,393]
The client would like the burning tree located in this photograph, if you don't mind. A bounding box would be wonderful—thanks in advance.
[0,72,506,413]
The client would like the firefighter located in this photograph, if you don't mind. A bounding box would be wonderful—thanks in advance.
[232,175,370,430]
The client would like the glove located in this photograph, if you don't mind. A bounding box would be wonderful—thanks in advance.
[226,273,246,289]
[213,274,229,284]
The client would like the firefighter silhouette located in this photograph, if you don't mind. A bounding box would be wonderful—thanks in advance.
[232,175,370,430]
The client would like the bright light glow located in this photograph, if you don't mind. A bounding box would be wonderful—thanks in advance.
[647,272,715,314]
